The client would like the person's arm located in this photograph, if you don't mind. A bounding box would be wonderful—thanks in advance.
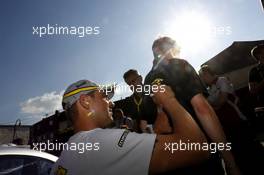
[149,86,209,174]
[140,114,172,134]
[191,94,241,175]
[249,81,264,95]
[153,106,172,134]
[248,67,264,95]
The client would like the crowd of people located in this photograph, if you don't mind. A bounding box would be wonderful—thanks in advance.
[50,37,264,175]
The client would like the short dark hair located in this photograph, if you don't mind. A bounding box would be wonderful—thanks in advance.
[251,44,264,61]
[152,36,176,53]
[123,69,139,81]
[199,65,215,76]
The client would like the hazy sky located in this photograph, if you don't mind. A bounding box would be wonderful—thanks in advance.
[0,0,263,125]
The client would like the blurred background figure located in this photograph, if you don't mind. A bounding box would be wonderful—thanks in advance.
[123,69,157,133]
[199,65,248,139]
[199,65,264,175]
[248,44,264,139]
[113,108,133,131]
[249,44,264,107]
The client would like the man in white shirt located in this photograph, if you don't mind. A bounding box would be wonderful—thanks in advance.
[50,79,209,175]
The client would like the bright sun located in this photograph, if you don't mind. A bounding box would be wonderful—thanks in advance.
[163,11,213,57]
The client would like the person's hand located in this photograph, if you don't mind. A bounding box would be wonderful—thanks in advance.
[152,85,175,106]
[153,107,172,134]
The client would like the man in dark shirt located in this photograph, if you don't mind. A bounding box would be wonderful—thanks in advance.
[249,44,264,106]
[144,36,240,175]
[123,69,157,132]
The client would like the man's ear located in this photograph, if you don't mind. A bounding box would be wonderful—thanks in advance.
[79,94,92,110]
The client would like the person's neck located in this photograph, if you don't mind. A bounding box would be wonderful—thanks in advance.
[133,93,142,100]
[74,119,98,133]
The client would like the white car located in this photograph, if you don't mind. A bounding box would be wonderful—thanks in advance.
[0,145,58,175]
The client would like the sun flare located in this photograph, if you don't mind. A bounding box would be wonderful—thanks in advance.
[163,11,213,57]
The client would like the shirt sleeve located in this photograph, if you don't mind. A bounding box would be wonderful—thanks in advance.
[172,60,207,101]
[93,129,156,175]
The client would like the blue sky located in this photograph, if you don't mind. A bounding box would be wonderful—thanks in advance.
[0,0,263,125]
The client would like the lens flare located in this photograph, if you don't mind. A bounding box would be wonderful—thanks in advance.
[163,11,213,58]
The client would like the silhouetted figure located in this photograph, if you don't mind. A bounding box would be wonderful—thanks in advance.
[145,36,238,175]
[200,65,264,175]
[249,44,264,107]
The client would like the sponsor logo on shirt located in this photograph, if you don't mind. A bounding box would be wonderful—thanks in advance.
[151,78,164,85]
[118,129,130,147]
[56,166,67,175]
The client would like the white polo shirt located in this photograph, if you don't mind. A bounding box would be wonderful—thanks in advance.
[50,128,156,175]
